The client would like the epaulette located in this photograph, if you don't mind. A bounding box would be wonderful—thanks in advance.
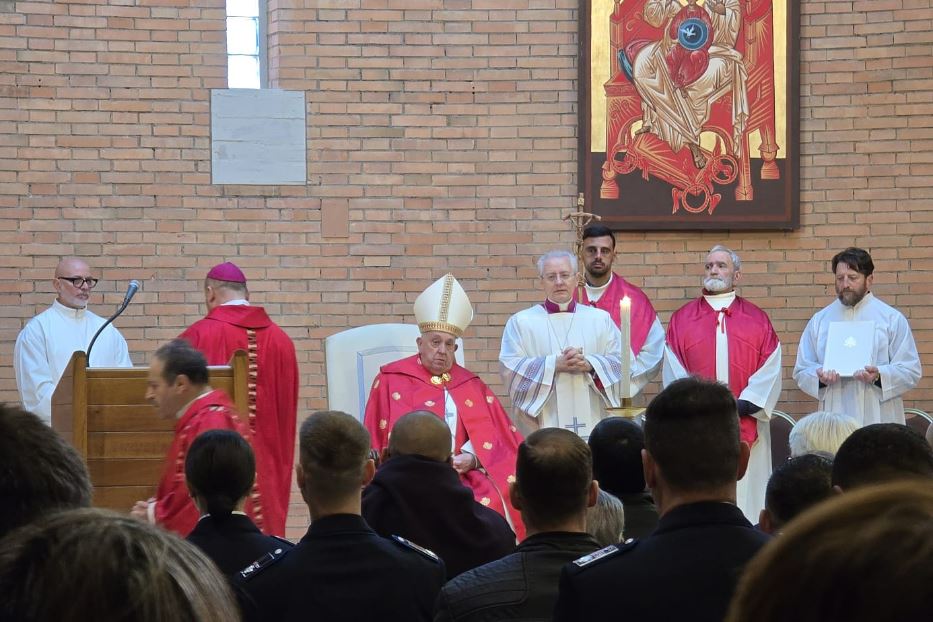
[238,546,290,581]
[571,539,637,569]
[390,535,441,563]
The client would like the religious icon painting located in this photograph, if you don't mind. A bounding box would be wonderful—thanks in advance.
[579,0,800,230]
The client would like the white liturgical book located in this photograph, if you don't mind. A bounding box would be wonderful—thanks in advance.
[823,321,874,377]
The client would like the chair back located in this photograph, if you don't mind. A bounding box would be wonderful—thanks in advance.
[324,323,464,422]
[770,409,796,470]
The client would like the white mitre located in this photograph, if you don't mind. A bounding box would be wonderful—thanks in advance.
[413,274,473,338]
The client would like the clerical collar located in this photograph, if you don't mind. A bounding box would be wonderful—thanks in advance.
[176,388,214,419]
[52,298,88,319]
[702,289,736,311]
[543,298,576,314]
[221,299,249,306]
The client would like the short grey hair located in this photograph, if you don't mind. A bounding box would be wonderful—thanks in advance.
[789,411,860,458]
[709,245,741,271]
[585,489,626,547]
[537,250,578,277]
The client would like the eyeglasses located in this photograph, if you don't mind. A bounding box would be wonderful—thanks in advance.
[542,272,574,283]
[57,276,99,288]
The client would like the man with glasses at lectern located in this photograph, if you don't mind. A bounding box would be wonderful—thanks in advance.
[14,257,132,424]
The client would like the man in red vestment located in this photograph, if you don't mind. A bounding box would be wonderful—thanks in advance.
[663,245,782,519]
[579,224,664,397]
[363,274,526,540]
[179,262,297,535]
[131,339,265,536]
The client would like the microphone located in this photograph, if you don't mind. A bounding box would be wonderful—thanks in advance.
[86,280,141,365]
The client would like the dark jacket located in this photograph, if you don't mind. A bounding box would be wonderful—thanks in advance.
[362,454,516,579]
[186,513,291,575]
[618,491,660,539]
[434,531,601,622]
[237,513,445,622]
[554,501,771,622]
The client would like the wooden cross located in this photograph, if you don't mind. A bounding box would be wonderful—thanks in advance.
[563,193,601,303]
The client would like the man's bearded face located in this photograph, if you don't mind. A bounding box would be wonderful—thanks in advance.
[582,236,615,281]
[835,263,872,307]
[703,250,738,293]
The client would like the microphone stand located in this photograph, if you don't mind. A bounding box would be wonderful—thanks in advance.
[86,282,138,364]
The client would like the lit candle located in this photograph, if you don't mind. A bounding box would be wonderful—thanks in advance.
[620,296,631,399]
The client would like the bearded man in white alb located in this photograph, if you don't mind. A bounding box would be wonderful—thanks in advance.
[794,247,921,426]
[499,250,624,440]
[14,257,132,424]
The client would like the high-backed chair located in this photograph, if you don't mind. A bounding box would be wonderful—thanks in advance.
[770,409,796,470]
[324,324,465,422]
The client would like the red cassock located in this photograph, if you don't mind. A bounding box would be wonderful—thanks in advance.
[154,389,265,536]
[666,296,780,444]
[580,274,657,354]
[364,355,526,541]
[180,305,299,536]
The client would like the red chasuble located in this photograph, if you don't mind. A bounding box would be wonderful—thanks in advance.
[364,355,526,540]
[580,274,657,354]
[666,296,780,444]
[180,305,298,536]
[154,389,265,536]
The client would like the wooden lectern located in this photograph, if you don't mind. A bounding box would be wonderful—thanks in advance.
[51,350,249,512]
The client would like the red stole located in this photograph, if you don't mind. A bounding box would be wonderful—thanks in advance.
[666,296,779,444]
[363,354,526,540]
[580,274,657,354]
[180,305,298,536]
[154,389,265,536]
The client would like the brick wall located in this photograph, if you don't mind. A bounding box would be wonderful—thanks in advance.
[1,0,931,534]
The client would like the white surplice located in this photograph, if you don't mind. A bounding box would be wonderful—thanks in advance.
[14,299,133,424]
[662,291,783,521]
[793,292,921,426]
[499,304,624,440]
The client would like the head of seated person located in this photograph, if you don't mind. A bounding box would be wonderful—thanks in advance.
[759,453,833,535]
[385,410,452,464]
[727,480,933,622]
[585,489,626,547]
[298,410,375,518]
[789,410,859,457]
[0,403,92,538]
[643,377,748,509]
[185,429,256,522]
[0,508,239,621]
[832,423,933,492]
[512,427,597,534]
[587,416,647,498]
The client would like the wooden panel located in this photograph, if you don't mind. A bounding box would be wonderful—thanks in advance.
[85,366,236,405]
[88,405,175,433]
[87,432,173,460]
[88,459,164,487]
[93,486,153,512]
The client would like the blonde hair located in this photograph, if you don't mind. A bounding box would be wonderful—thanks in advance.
[789,411,859,457]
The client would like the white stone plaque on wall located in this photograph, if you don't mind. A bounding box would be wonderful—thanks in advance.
[210,89,306,185]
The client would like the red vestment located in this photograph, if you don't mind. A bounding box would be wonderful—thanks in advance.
[666,296,780,444]
[581,273,657,354]
[154,389,265,536]
[363,354,526,540]
[180,305,298,535]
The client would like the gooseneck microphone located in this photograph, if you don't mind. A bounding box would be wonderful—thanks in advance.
[86,280,140,365]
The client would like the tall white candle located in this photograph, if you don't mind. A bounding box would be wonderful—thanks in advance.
[620,296,631,399]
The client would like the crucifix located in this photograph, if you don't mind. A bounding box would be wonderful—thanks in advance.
[563,193,601,305]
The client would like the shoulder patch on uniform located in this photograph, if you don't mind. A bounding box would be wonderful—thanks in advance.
[238,546,290,581]
[391,535,440,563]
[572,541,634,568]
